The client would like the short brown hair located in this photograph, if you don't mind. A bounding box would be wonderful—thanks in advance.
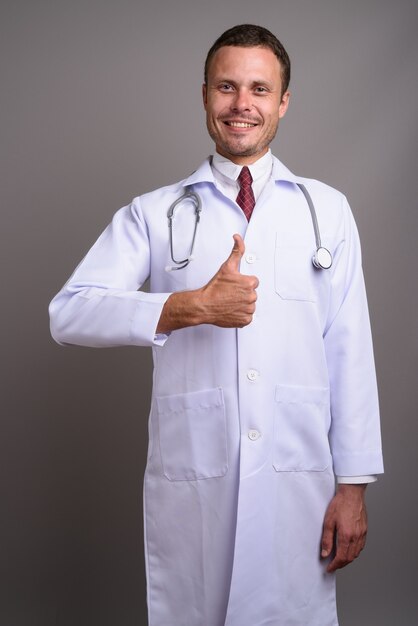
[204,24,291,95]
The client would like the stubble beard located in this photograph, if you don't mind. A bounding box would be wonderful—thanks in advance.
[207,120,279,159]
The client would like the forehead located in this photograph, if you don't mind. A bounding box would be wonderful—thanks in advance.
[207,45,282,83]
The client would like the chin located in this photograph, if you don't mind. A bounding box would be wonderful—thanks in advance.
[221,141,260,157]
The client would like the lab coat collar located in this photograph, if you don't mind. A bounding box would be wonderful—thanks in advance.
[270,156,298,184]
[182,154,298,187]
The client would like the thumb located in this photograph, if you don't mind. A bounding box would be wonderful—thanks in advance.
[321,518,335,558]
[224,234,245,271]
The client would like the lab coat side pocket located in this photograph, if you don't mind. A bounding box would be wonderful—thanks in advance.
[273,385,332,472]
[156,387,228,481]
[274,233,316,302]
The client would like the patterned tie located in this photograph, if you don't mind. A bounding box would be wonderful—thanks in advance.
[236,166,256,221]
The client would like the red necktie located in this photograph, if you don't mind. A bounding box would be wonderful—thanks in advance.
[236,166,256,221]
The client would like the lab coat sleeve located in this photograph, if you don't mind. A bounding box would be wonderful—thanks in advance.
[324,196,383,476]
[49,198,171,348]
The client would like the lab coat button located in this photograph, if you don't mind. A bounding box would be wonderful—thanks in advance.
[248,429,261,441]
[245,253,256,264]
[247,369,259,381]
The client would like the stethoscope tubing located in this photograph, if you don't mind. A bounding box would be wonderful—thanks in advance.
[166,184,333,271]
[296,183,333,270]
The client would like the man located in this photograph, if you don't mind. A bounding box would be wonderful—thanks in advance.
[50,24,383,626]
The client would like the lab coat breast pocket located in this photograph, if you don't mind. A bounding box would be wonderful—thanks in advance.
[156,387,228,481]
[273,385,332,472]
[274,233,316,302]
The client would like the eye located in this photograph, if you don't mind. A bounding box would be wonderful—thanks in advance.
[219,83,234,92]
[254,86,268,94]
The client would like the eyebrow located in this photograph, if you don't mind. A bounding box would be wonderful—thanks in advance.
[251,80,274,89]
[214,78,275,89]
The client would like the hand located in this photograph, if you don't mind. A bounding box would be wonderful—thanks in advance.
[156,234,258,333]
[321,484,368,573]
[199,234,259,328]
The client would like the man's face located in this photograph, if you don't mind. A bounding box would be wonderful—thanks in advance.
[203,45,290,165]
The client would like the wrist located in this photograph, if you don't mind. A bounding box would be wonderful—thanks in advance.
[337,483,367,497]
[157,289,204,333]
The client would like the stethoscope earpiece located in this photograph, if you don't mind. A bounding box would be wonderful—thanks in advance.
[166,189,202,271]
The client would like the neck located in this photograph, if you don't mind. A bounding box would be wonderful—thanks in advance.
[215,147,269,165]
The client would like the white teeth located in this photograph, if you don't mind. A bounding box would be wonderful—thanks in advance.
[228,122,255,128]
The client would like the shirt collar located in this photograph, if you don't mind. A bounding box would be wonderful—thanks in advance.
[211,150,273,183]
[182,152,298,187]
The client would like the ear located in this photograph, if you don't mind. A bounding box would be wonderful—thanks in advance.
[279,91,290,119]
[202,83,208,110]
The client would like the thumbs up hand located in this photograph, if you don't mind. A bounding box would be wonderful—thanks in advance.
[156,234,259,333]
[198,234,259,328]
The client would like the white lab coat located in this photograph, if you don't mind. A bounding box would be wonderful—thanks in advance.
[50,156,383,626]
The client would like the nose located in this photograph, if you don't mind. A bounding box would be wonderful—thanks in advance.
[231,88,252,112]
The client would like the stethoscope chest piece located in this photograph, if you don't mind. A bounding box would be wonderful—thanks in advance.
[312,246,332,270]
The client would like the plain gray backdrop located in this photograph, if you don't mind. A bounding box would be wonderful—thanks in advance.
[1,0,418,624]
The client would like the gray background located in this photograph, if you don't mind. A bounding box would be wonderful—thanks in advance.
[1,0,417,624]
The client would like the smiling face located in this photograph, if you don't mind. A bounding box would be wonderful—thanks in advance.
[203,45,290,165]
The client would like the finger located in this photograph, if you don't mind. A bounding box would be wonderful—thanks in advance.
[327,540,348,572]
[327,553,347,573]
[224,234,245,271]
[326,535,351,572]
[347,531,366,563]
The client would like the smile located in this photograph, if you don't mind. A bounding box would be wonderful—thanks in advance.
[224,121,257,128]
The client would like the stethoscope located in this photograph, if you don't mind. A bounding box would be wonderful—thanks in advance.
[166,190,202,271]
[166,183,332,272]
